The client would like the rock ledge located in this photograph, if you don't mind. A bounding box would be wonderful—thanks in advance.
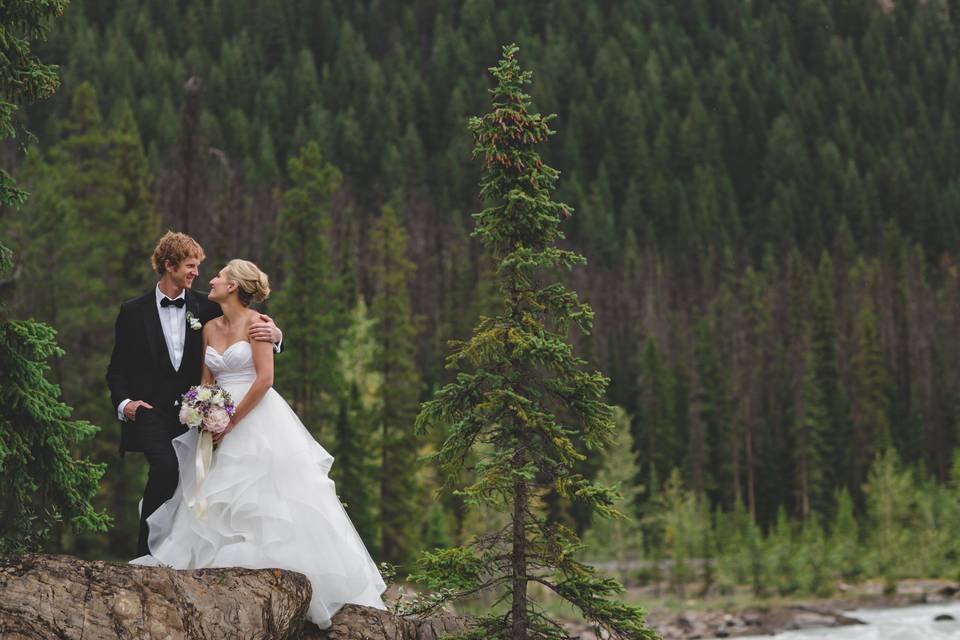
[0,554,471,640]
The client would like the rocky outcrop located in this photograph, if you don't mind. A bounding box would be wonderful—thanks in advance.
[303,605,472,639]
[0,554,472,640]
[0,554,310,638]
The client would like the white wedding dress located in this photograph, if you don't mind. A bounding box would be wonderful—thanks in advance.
[131,341,387,627]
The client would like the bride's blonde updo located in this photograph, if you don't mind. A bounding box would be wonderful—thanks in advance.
[225,259,270,306]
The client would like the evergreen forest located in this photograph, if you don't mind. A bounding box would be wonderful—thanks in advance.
[5,0,960,612]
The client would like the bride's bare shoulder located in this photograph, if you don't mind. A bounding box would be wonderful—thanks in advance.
[243,309,265,338]
[203,316,223,336]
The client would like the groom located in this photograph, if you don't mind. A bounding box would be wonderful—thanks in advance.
[106,231,282,556]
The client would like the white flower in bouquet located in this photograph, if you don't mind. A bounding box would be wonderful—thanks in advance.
[197,387,213,402]
[179,404,203,428]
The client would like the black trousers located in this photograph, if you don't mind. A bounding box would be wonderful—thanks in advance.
[127,407,187,557]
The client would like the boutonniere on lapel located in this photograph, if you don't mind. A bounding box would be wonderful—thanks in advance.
[186,311,202,331]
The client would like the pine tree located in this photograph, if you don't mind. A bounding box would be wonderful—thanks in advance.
[691,317,721,501]
[412,45,653,640]
[271,141,345,437]
[0,0,110,553]
[369,202,422,568]
[633,337,676,504]
[333,296,382,553]
[581,407,644,584]
[792,512,832,597]
[738,266,772,521]
[849,260,892,499]
[764,506,797,595]
[332,385,379,551]
[794,339,829,517]
[660,469,698,596]
[864,448,915,592]
[828,487,861,581]
[809,252,848,500]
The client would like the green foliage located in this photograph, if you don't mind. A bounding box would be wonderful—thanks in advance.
[370,202,423,568]
[271,141,346,437]
[0,318,111,552]
[332,385,379,554]
[864,448,915,592]
[0,0,110,554]
[332,297,382,552]
[633,337,676,503]
[763,507,797,596]
[791,514,832,597]
[581,408,643,581]
[828,488,862,582]
[849,260,892,494]
[8,79,161,559]
[5,0,960,596]
[0,0,68,208]
[412,45,653,640]
[658,470,704,596]
[12,82,162,420]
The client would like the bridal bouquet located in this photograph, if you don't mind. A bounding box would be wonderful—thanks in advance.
[178,384,236,434]
[179,384,236,518]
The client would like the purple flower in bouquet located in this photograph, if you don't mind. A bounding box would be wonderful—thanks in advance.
[179,384,236,434]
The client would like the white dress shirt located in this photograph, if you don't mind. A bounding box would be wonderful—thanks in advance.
[156,285,187,371]
[116,285,187,421]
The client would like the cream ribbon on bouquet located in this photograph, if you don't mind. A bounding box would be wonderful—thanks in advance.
[179,384,236,521]
[187,430,214,519]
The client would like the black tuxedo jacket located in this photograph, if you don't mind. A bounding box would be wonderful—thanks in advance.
[106,287,221,452]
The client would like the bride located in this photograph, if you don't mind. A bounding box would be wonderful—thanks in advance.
[132,259,386,627]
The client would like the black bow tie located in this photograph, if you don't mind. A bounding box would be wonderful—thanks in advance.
[160,297,185,308]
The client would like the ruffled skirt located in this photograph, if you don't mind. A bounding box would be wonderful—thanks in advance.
[131,383,386,628]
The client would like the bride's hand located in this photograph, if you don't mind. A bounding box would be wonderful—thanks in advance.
[213,420,237,445]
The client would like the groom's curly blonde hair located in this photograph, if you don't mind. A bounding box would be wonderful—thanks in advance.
[151,231,206,276]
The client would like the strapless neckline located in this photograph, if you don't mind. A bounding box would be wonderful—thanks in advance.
[205,341,255,386]
[206,341,250,357]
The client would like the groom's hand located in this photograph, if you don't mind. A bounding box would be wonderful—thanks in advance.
[249,314,281,344]
[123,400,154,421]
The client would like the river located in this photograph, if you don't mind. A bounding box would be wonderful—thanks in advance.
[740,601,960,639]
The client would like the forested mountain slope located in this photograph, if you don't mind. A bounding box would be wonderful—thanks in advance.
[4,0,960,551]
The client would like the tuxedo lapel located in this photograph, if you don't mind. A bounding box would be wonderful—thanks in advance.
[142,293,163,367]
[184,289,203,365]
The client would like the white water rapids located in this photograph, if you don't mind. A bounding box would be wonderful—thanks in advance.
[738,601,960,639]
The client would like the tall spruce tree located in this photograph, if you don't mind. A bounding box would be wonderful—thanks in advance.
[0,0,110,552]
[849,260,892,499]
[633,336,676,503]
[369,202,423,567]
[333,296,382,553]
[412,45,653,640]
[272,141,345,437]
[810,252,848,500]
[794,338,829,517]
